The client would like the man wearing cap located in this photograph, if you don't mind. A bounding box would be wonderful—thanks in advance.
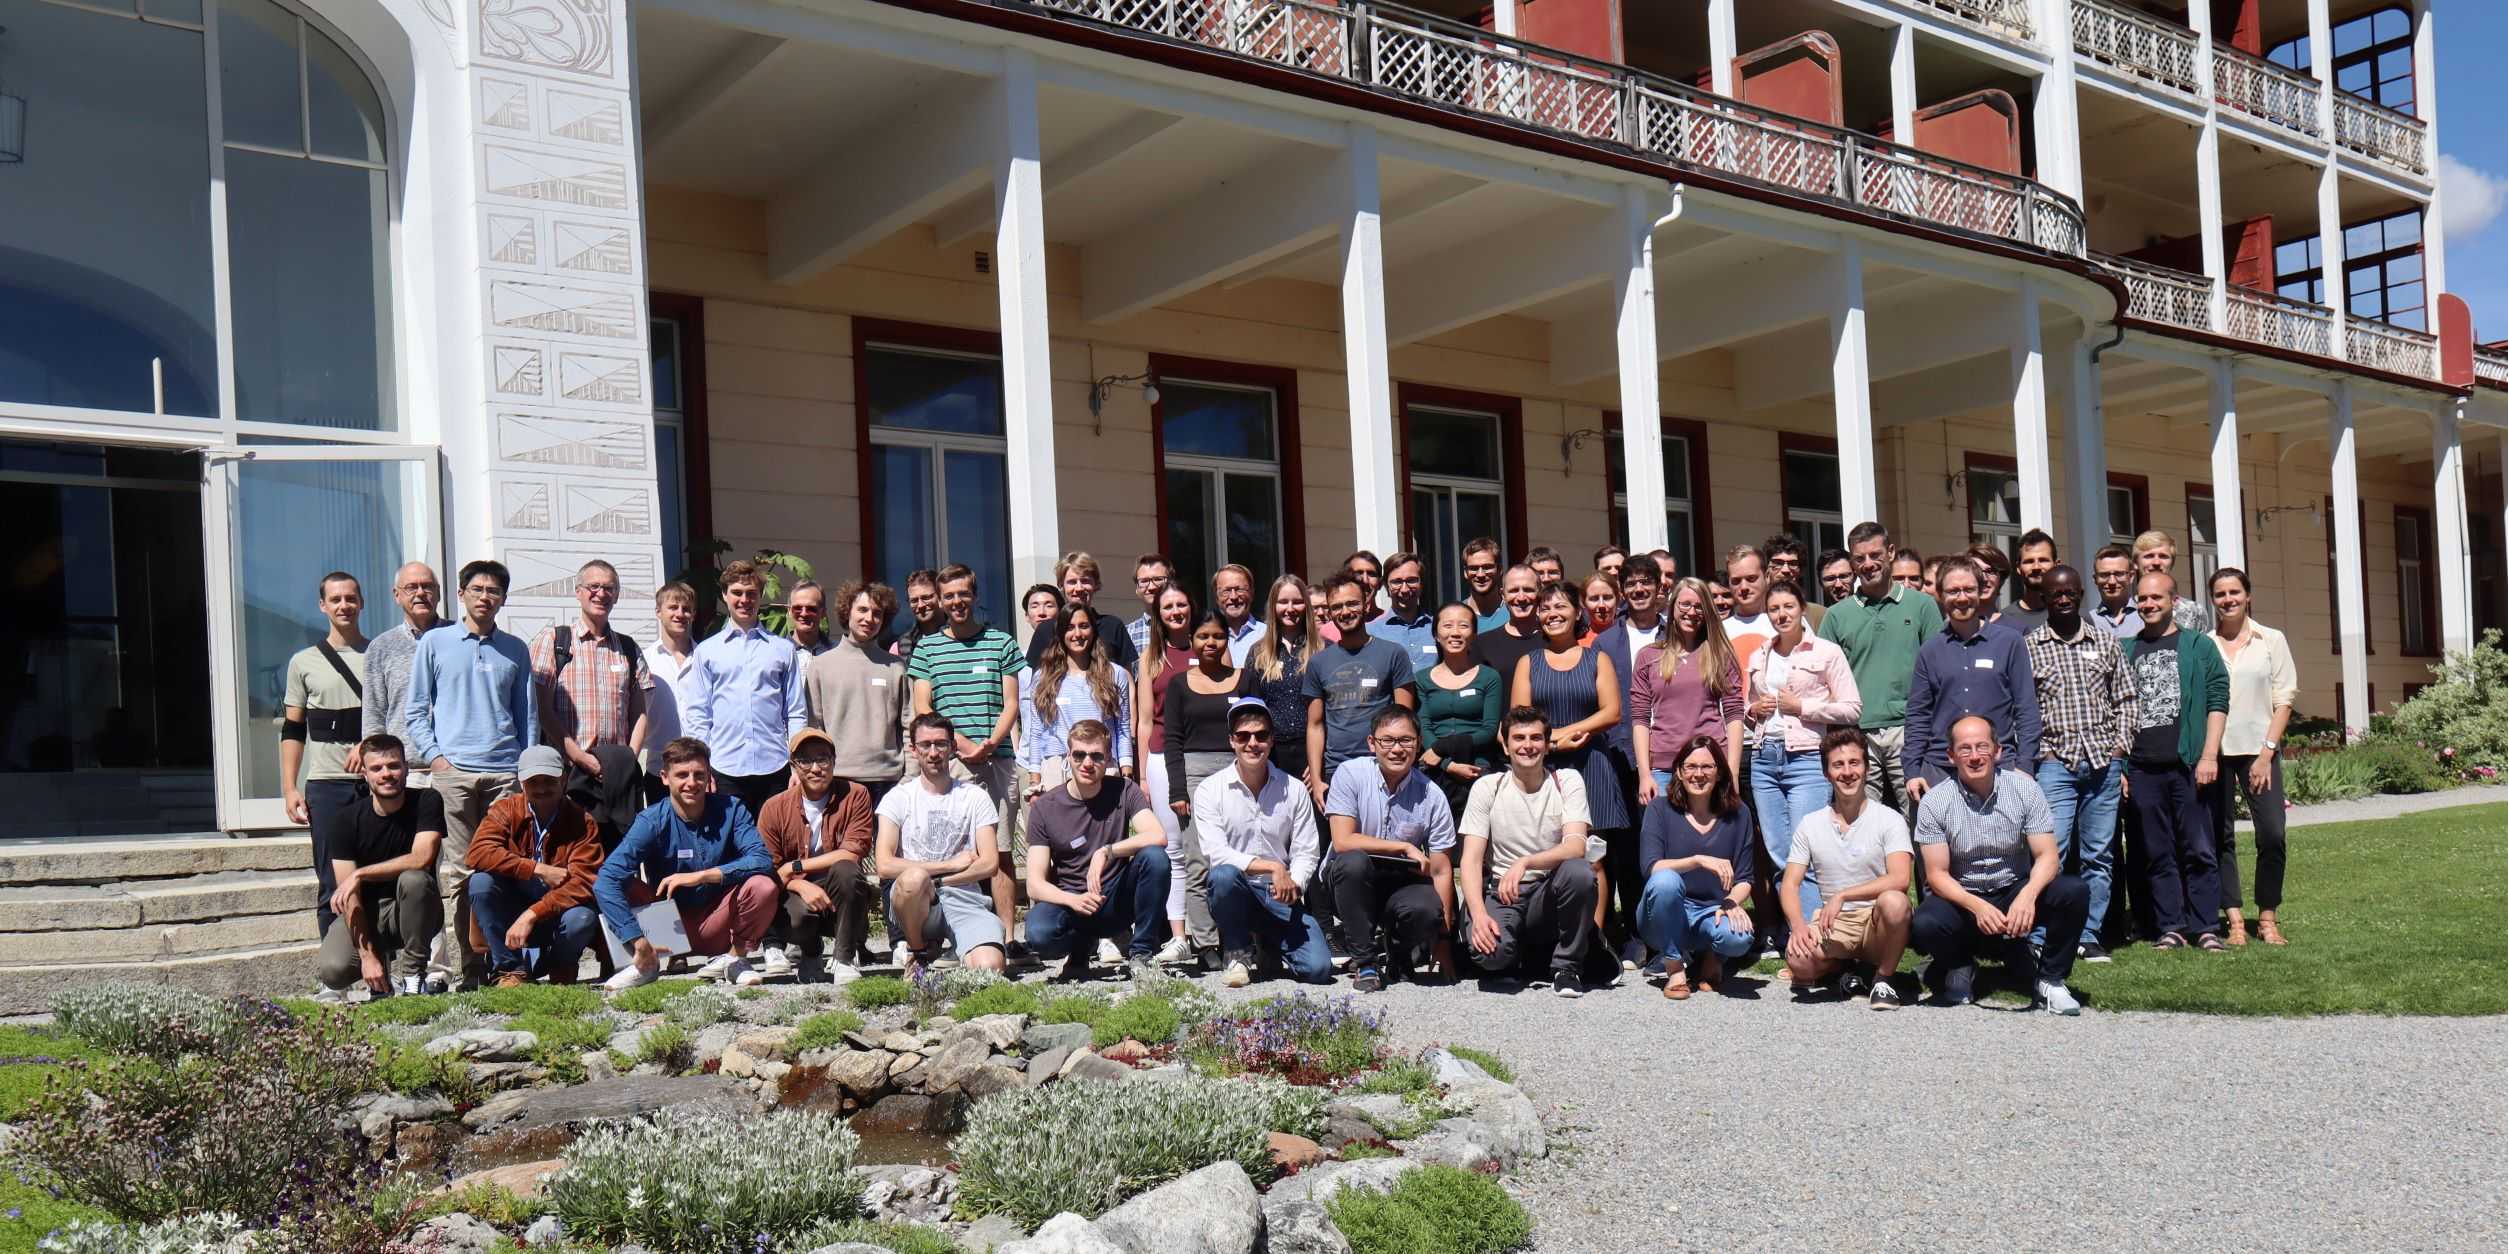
[758,727,878,983]
[1192,699,1330,988]
[463,745,605,987]
[877,713,1008,977]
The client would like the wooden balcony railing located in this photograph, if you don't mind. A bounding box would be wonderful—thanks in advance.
[2226,285,2335,358]
[2213,44,2323,139]
[2073,0,2198,98]
[2097,252,2211,331]
[2343,316,2438,379]
[2333,92,2428,176]
[1908,0,2037,44]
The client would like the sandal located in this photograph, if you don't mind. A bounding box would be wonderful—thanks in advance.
[1695,954,1725,994]
[2224,912,2249,947]
[2258,916,2287,946]
[2153,932,2187,951]
[1662,965,1692,1001]
[2195,932,2226,953]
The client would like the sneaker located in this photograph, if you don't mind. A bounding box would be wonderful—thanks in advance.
[1006,940,1032,965]
[2036,980,2083,1016]
[1835,969,1873,1000]
[1760,943,1782,963]
[2077,942,2112,964]
[1869,982,1903,1011]
[695,953,740,982]
[493,970,530,990]
[1553,970,1585,998]
[1222,959,1252,989]
[604,964,659,993]
[1056,954,1094,982]
[2194,932,2227,953]
[1353,967,1385,994]
[312,983,348,1004]
[1930,962,1977,1007]
[757,949,796,980]
[826,962,863,987]
[395,974,425,997]
[891,942,912,969]
[1096,938,1124,965]
[420,973,451,995]
[1154,935,1195,966]
[726,957,763,987]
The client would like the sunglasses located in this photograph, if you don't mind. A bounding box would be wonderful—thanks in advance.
[1230,729,1274,743]
[1068,749,1110,764]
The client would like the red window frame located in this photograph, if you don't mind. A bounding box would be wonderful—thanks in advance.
[1146,353,1307,593]
[1395,382,1528,564]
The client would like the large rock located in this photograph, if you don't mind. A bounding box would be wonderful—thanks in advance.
[1262,1200,1353,1254]
[923,1037,996,1093]
[962,1061,1023,1098]
[1398,1119,1502,1172]
[825,1048,898,1097]
[1094,1160,1261,1254]
[859,1163,956,1223]
[1026,1044,1076,1086]
[1266,1132,1324,1173]
[422,1028,538,1062]
[1448,1079,1545,1161]
[999,1212,1127,1254]
[1060,1050,1132,1085]
[404,1212,499,1254]
[954,1012,1029,1051]
[1319,1114,1381,1152]
[607,1027,654,1058]
[1423,1047,1494,1087]
[852,1092,966,1136]
[352,1092,452,1140]
[1326,1094,1413,1134]
[1021,1021,1095,1056]
[881,1030,925,1052]
[1260,1158,1416,1207]
[960,1213,1027,1252]
[465,1074,750,1132]
[732,1025,798,1061]
[521,1215,566,1246]
[719,1046,762,1079]
[444,1158,565,1200]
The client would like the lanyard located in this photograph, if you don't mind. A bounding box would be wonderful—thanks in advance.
[527,807,553,863]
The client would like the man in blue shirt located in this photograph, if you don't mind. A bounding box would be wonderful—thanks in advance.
[598,737,779,990]
[407,558,536,991]
[1368,552,1439,675]
[1322,706,1456,993]
[1903,555,2042,809]
[1303,574,1418,804]
[685,559,808,821]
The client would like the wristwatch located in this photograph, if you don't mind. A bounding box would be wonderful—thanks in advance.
[2261,739,2279,753]
[786,859,804,877]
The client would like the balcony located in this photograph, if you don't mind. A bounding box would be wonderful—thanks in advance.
[2226,285,2334,358]
[2333,92,2428,176]
[2099,252,2210,330]
[2344,316,2438,379]
[2477,347,2508,390]
[1908,0,2037,45]
[2098,254,2449,382]
[2212,44,2324,140]
[2071,0,2198,99]
[1026,0,2086,256]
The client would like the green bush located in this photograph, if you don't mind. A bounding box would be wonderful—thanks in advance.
[608,977,701,1014]
[546,1108,863,1253]
[375,1035,480,1100]
[782,1218,960,1254]
[1326,1164,1533,1254]
[33,1212,267,1254]
[2390,632,2508,775]
[664,984,738,1029]
[1182,993,1385,1083]
[1444,1046,1513,1084]
[1092,994,1183,1049]
[844,975,913,1011]
[351,993,455,1027]
[462,983,603,1019]
[1357,1056,1438,1100]
[410,1180,547,1228]
[48,983,248,1062]
[2284,747,2378,805]
[2348,735,2458,795]
[948,982,1041,1022]
[954,1073,1325,1227]
[787,1010,867,1054]
[630,1022,693,1071]
[1036,990,1113,1027]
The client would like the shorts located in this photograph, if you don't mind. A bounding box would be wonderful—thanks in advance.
[1819,905,1884,959]
[884,881,1006,955]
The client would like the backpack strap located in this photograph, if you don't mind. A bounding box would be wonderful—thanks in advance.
[314,640,363,700]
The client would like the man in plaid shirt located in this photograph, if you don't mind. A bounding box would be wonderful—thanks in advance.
[2022,564,2139,963]
[531,559,653,786]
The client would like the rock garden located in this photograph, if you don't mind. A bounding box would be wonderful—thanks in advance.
[0,970,1550,1254]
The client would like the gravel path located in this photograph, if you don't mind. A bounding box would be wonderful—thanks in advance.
[1360,976,2508,1252]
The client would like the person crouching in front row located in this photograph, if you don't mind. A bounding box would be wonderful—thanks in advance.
[463,744,603,987]
[597,736,779,990]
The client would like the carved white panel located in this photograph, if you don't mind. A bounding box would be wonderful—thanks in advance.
[496,410,650,474]
[486,279,639,343]
[480,143,629,213]
[474,0,623,84]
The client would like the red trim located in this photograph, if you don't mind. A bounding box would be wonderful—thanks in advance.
[649,292,712,575]
[1601,411,1716,571]
[2395,502,2440,657]
[2107,472,2152,539]
[1395,383,1527,561]
[1144,353,1307,589]
[849,317,1009,589]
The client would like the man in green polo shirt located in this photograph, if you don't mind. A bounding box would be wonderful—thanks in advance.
[1818,522,1944,814]
[906,562,1028,949]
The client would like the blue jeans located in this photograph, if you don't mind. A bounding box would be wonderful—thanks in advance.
[465,871,599,979]
[1750,740,1827,925]
[2034,758,2123,946]
[1024,847,1172,962]
[1634,870,1756,965]
[1207,864,1334,982]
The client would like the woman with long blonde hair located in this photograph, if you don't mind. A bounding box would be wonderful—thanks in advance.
[1238,574,1317,791]
[1631,577,1743,807]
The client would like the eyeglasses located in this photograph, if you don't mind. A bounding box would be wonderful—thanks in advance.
[912,740,955,753]
[578,582,620,595]
[1068,749,1110,764]
[794,756,835,771]
[1230,729,1274,743]
[1677,764,1719,776]
[397,582,439,595]
[463,584,507,599]
[790,605,824,616]
[1371,736,1419,749]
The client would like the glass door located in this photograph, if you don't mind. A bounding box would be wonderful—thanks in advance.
[208,443,441,830]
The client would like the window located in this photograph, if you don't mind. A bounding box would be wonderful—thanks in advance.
[2342,211,2427,331]
[647,304,706,578]
[1779,437,1845,566]
[2108,474,2150,545]
[1964,455,2024,593]
[2396,504,2436,655]
[2268,8,2414,113]
[1605,415,1712,580]
[1400,387,1523,608]
[2274,235,2324,306]
[857,327,1013,631]
[2187,486,2222,597]
[1152,357,1301,604]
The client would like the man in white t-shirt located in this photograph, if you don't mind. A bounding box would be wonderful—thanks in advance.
[1721,544,1776,666]
[875,713,1006,976]
[1781,727,1915,1009]
[1460,706,1599,996]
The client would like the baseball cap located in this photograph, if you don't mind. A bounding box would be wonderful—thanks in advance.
[788,727,836,757]
[1226,697,1275,730]
[517,745,567,782]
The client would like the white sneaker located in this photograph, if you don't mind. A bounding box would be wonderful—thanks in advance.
[891,943,912,970]
[605,964,659,993]
[827,962,863,987]
[2036,980,2083,1016]
[695,953,739,982]
[727,957,763,987]
[312,983,348,1004]
[1222,960,1251,989]
[1096,939,1124,965]
[1154,935,1195,966]
[757,948,796,980]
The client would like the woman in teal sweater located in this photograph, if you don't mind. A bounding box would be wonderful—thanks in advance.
[1413,602,1503,818]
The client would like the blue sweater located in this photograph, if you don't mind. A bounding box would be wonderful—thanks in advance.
[595,795,773,944]
[406,625,536,772]
[1904,622,2043,786]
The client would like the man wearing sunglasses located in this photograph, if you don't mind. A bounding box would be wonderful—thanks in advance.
[1193,700,1330,988]
[1322,706,1456,993]
[1023,719,1172,980]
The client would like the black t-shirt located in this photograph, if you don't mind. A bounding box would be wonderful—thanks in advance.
[1473,626,1538,695]
[2128,631,2185,766]
[322,788,445,907]
[1026,780,1151,895]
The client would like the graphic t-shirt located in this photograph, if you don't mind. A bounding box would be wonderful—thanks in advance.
[2128,632,2185,766]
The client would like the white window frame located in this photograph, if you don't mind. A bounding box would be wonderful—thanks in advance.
[1612,431,1699,574]
[2187,487,2222,600]
[1158,377,1286,592]
[864,342,1011,625]
[1782,447,1845,561]
[1405,404,1507,606]
[2107,482,2144,546]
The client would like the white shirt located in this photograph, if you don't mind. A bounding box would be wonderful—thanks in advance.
[801,792,827,852]
[642,645,696,774]
[876,775,1000,864]
[1191,761,1321,887]
[1226,617,1269,668]
[1787,802,1913,912]
[1459,769,1589,881]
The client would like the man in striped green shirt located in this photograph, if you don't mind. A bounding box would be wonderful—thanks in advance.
[907,564,1028,945]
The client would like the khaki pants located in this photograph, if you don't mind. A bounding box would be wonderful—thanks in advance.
[319,868,442,989]
[429,766,518,985]
[1862,726,1912,818]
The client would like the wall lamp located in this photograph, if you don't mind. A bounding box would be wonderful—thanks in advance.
[1560,428,1604,477]
[2256,501,2322,532]
[1087,372,1159,434]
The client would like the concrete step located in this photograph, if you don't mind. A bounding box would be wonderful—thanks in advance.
[0,869,317,932]
[0,835,312,887]
[2,942,322,1017]
[5,910,319,966]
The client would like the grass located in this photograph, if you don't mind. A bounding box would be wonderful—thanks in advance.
[0,1026,110,1121]
[1443,1046,1513,1084]
[0,1173,108,1254]
[787,1010,866,1054]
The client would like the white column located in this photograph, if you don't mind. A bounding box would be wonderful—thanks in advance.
[2010,280,2055,534]
[2432,399,2473,652]
[1614,186,1668,553]
[2329,384,2370,734]
[1708,0,1738,97]
[2057,338,2109,558]
[2412,0,2447,297]
[1829,239,1880,527]
[1890,23,1918,145]
[2316,164,2348,360]
[2032,0,2085,200]
[1340,125,1401,558]
[1491,0,1519,36]
[994,50,1060,591]
[2307,0,2337,136]
[2207,361,2248,571]
[2189,0,2227,330]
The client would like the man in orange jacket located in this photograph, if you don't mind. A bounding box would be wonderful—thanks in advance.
[757,728,878,984]
[466,745,605,986]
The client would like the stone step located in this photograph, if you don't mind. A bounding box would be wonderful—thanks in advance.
[0,869,318,932]
[2,941,322,1017]
[4,910,319,966]
[0,835,312,887]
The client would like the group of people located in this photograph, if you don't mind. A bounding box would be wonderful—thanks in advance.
[285,521,2300,1016]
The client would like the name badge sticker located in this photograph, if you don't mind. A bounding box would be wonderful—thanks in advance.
[870,677,889,688]
[675,847,696,860]
[1359,677,1379,689]
[610,659,627,672]
[1973,658,1996,670]
[970,664,991,674]
[1459,689,1476,698]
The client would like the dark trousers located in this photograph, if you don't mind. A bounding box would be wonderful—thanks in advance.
[1322,851,1445,972]
[1474,857,1598,979]
[1910,875,2089,985]
[719,768,790,821]
[1025,848,1173,962]
[304,777,361,934]
[2126,762,2220,939]
[776,860,875,962]
[2212,754,2287,912]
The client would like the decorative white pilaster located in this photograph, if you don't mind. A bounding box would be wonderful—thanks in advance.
[1890,24,1918,147]
[2057,338,2108,557]
[2206,362,2247,572]
[2010,281,2054,534]
[2432,399,2473,653]
[2307,1,2346,361]
[1829,239,1879,527]
[2328,384,2370,734]
[994,49,1061,591]
[1708,0,1738,98]
[1490,0,1519,37]
[1340,125,1401,558]
[1614,186,1668,553]
[2032,0,2085,200]
[2412,0,2446,297]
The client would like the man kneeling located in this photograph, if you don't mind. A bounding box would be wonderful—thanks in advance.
[878,715,1007,979]
[1023,719,1171,980]
[317,735,444,996]
[1781,728,1915,1009]
[761,728,878,984]
[1459,706,1599,997]
[1194,700,1331,987]
[464,745,603,987]
[598,737,780,990]
[1912,716,2090,1014]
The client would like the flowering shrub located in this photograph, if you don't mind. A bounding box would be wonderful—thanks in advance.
[35,1212,266,1254]
[1183,992,1387,1084]
[954,1073,1325,1227]
[47,983,246,1062]
[663,985,737,1030]
[544,1108,863,1253]
[2391,632,2508,775]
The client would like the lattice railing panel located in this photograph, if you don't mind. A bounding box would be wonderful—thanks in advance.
[2333,93,2428,176]
[2344,317,2438,379]
[2072,0,2198,97]
[2214,46,2324,139]
[2226,286,2335,358]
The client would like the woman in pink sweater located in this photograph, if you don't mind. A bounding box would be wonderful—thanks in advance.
[1630,577,1744,807]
